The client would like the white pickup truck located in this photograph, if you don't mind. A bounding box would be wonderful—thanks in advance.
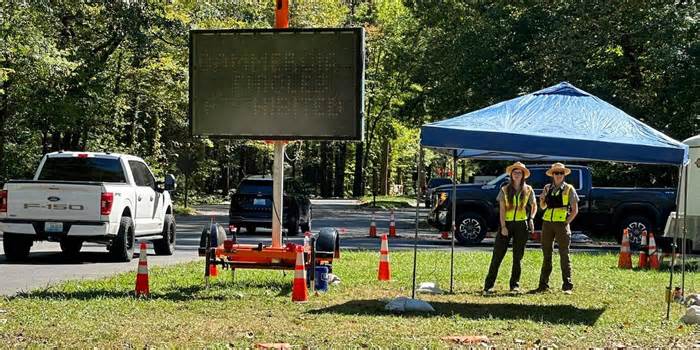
[0,151,177,261]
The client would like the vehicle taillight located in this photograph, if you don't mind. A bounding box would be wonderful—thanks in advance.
[0,190,7,213]
[101,192,114,215]
[77,153,89,158]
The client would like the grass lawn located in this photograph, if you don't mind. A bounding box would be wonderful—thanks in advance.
[359,195,417,209]
[0,251,698,348]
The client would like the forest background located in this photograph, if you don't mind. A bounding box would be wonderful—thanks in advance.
[1,0,697,203]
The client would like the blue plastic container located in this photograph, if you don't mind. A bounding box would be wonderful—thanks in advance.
[314,266,329,292]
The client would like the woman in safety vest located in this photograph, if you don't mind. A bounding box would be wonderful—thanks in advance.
[536,162,579,294]
[483,162,536,295]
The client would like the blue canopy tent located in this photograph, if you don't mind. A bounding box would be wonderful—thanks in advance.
[410,82,689,318]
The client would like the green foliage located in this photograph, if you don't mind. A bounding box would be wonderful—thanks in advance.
[0,1,696,192]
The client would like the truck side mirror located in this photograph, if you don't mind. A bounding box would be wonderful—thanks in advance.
[164,174,177,192]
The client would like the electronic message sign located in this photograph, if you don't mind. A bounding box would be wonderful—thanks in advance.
[189,28,364,140]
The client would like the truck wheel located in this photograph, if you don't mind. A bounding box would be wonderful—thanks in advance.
[618,215,652,251]
[286,215,300,236]
[110,217,135,262]
[60,238,83,258]
[455,211,487,245]
[245,225,257,234]
[3,233,33,261]
[153,214,176,256]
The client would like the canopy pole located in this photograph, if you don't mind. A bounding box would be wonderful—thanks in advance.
[449,150,457,294]
[666,165,683,319]
[411,145,423,299]
[681,164,689,299]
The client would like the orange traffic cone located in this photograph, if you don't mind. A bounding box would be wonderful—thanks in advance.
[135,242,149,297]
[292,245,308,302]
[638,230,649,269]
[378,234,391,281]
[389,209,397,237]
[618,229,633,269]
[440,231,449,240]
[368,211,377,238]
[648,232,660,270]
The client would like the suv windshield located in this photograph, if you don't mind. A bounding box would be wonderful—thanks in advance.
[38,157,126,183]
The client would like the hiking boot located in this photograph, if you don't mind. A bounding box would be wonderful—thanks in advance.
[531,285,549,293]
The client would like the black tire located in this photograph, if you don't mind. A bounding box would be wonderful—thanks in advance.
[455,211,488,245]
[245,225,257,234]
[286,215,300,236]
[110,216,135,262]
[300,207,311,233]
[618,215,652,251]
[153,214,176,255]
[60,238,83,258]
[3,233,32,261]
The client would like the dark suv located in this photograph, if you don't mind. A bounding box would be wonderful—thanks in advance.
[229,176,312,235]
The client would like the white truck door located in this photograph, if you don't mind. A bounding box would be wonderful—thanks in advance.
[128,160,159,234]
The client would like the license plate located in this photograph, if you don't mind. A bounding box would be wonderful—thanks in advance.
[45,222,63,233]
[253,198,266,206]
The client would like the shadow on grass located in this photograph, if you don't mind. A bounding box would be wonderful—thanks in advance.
[308,300,605,325]
[12,278,293,301]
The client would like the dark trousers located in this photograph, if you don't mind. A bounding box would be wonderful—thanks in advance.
[538,221,573,290]
[484,220,529,290]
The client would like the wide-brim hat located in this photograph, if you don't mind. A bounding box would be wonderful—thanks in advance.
[505,162,530,179]
[546,162,572,177]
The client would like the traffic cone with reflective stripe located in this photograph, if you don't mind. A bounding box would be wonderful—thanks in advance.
[638,230,649,269]
[135,242,149,297]
[648,232,660,270]
[368,211,377,238]
[292,245,308,302]
[378,234,391,281]
[389,209,397,237]
[618,229,632,269]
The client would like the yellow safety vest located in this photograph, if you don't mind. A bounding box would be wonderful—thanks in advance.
[543,184,573,222]
[503,186,530,222]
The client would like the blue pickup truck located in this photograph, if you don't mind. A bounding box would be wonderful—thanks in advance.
[427,165,676,248]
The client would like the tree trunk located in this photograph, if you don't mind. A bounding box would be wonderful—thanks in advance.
[352,142,364,197]
[379,139,390,195]
[320,142,333,197]
[334,142,347,197]
[461,161,466,183]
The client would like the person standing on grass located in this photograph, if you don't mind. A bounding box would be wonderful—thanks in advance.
[483,162,536,295]
[536,162,579,294]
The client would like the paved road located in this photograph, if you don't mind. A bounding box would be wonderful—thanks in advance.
[0,199,615,296]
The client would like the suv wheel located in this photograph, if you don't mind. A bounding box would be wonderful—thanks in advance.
[455,211,487,245]
[110,216,135,262]
[153,214,176,255]
[60,238,83,258]
[286,215,300,236]
[3,233,33,261]
[618,215,652,251]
